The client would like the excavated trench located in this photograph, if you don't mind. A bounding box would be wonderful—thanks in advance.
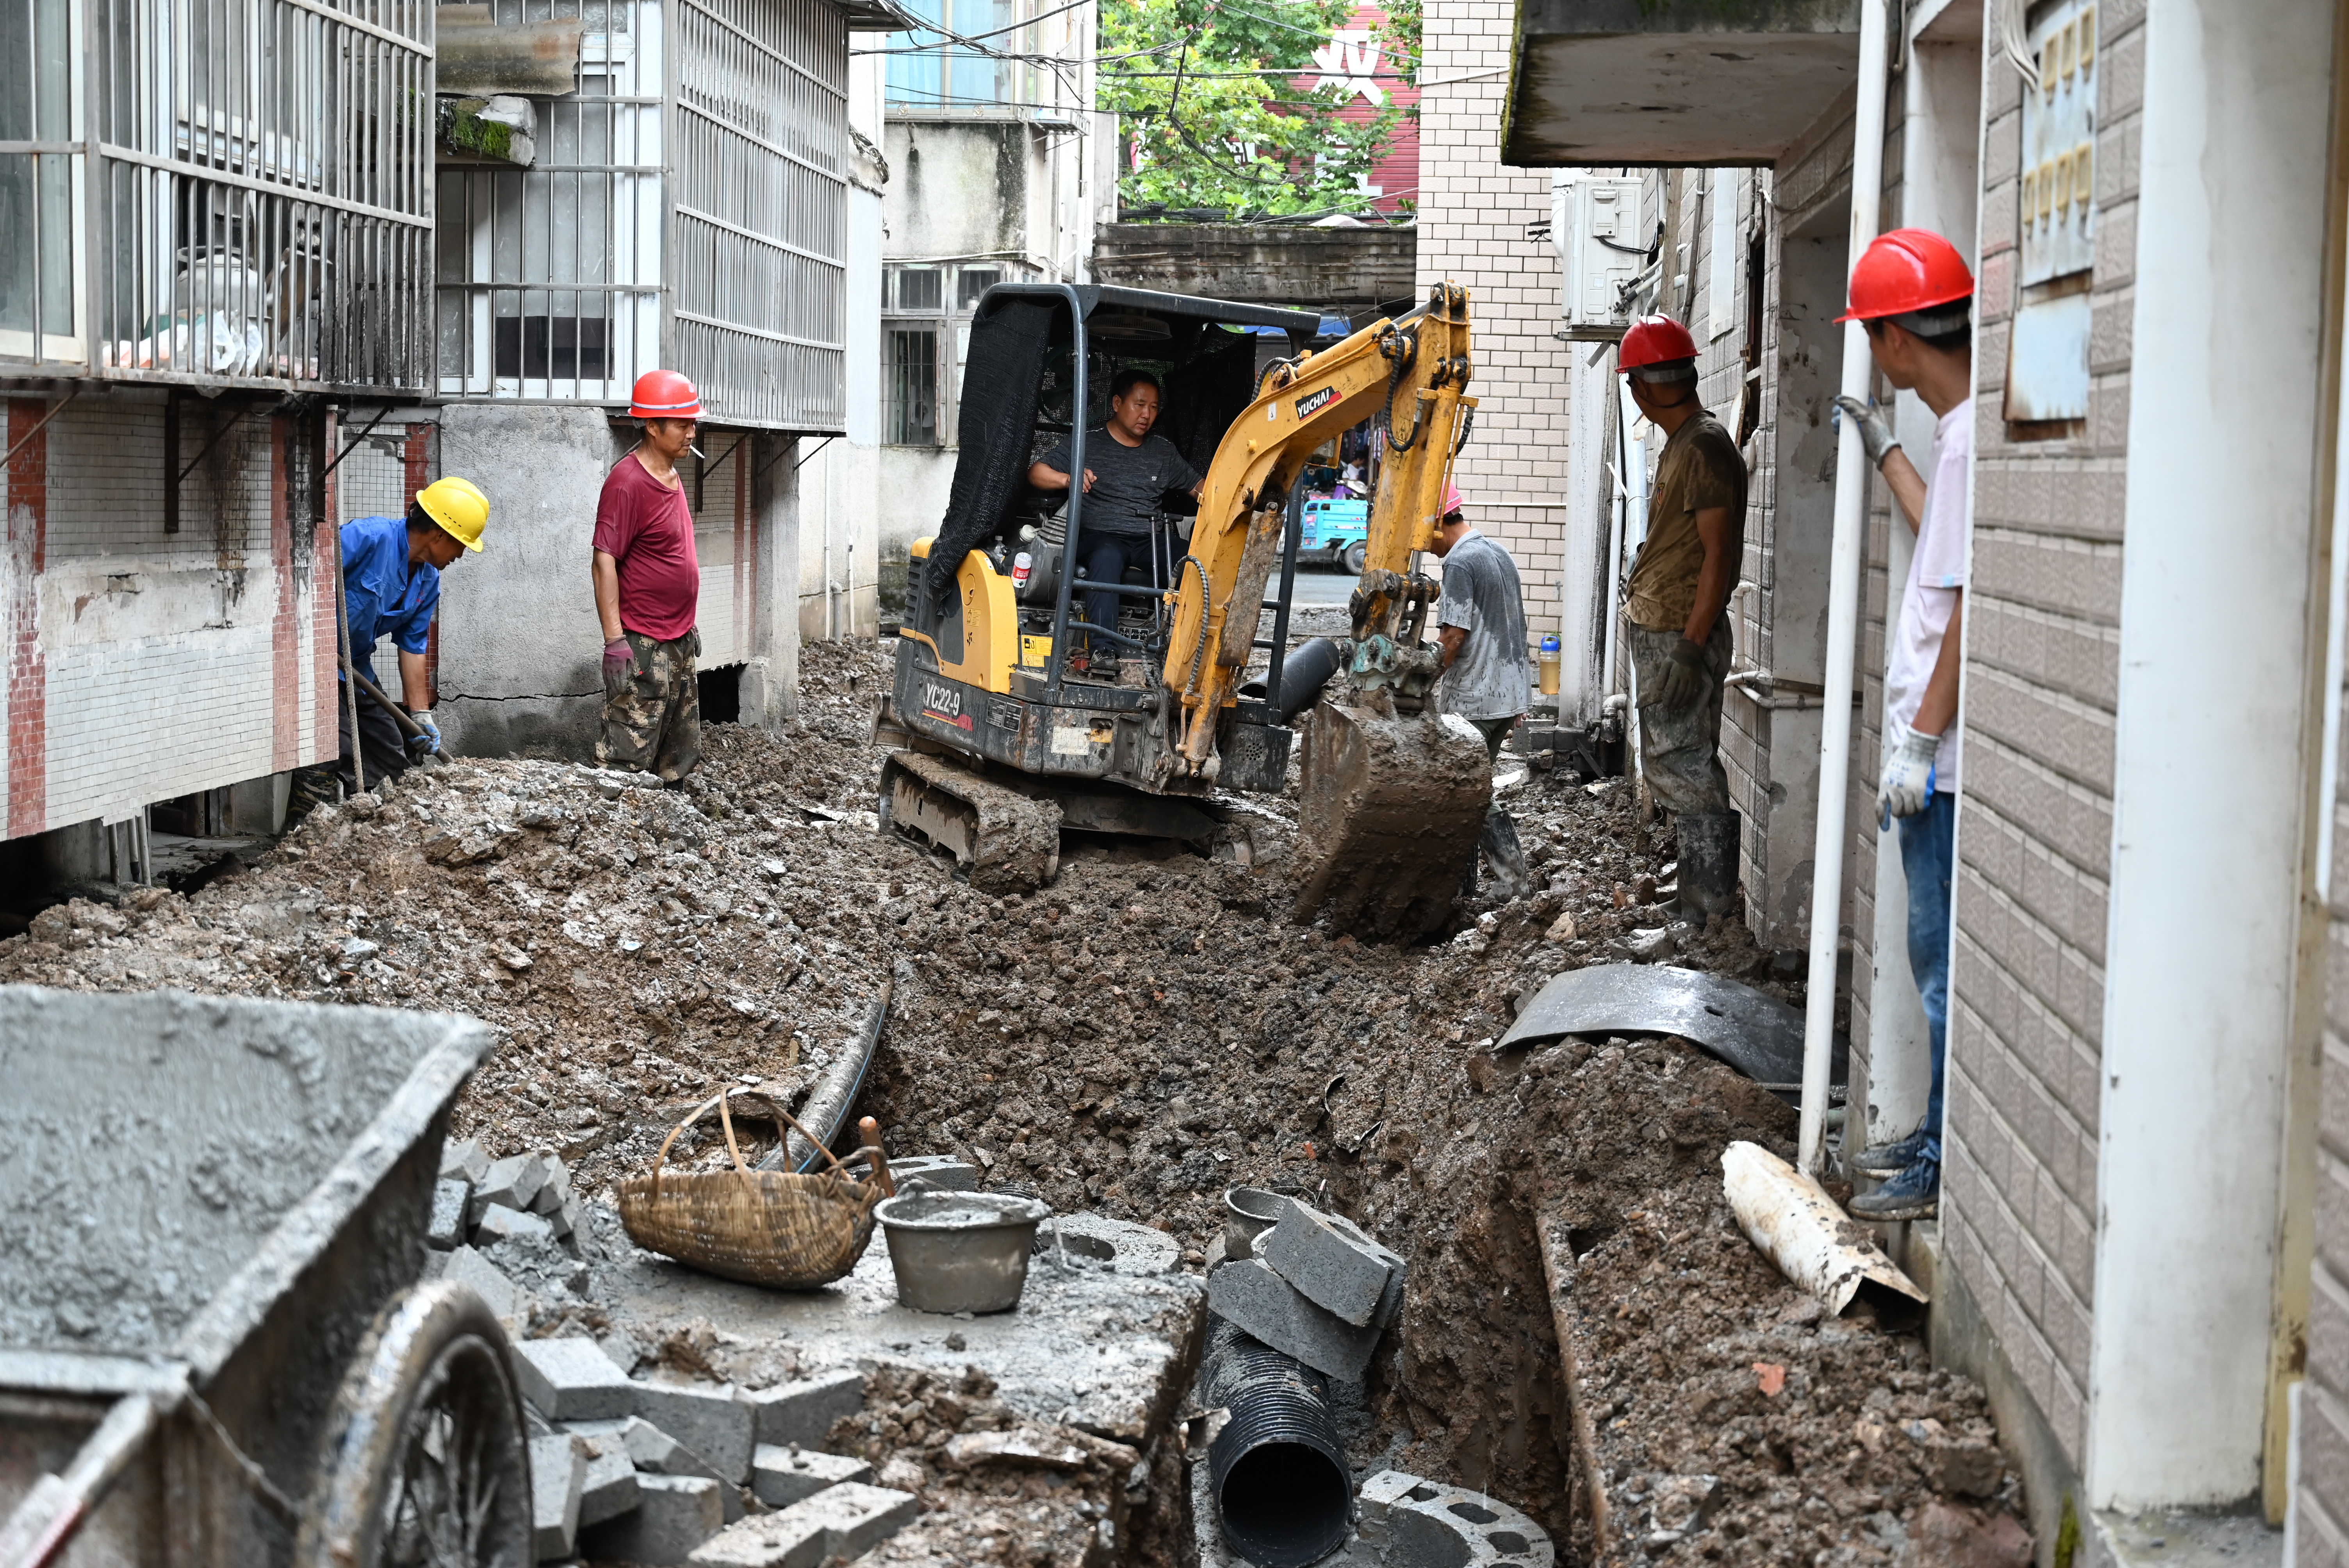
[0,636,2032,1568]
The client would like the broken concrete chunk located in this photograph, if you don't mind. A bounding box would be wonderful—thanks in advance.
[443,1244,526,1324]
[530,1157,573,1217]
[1259,1205,1402,1328]
[1627,925,1676,961]
[1647,1473,1720,1538]
[578,1442,643,1527]
[634,1379,755,1484]
[440,1137,491,1184]
[472,1152,550,1222]
[625,1417,723,1482]
[513,1337,636,1422]
[476,1202,556,1248]
[428,1179,471,1250]
[1207,1260,1382,1382]
[529,1433,587,1561]
[777,1481,919,1561]
[941,1428,1092,1472]
[888,1155,980,1192]
[578,1473,725,1566]
[743,1367,864,1449]
[750,1444,871,1509]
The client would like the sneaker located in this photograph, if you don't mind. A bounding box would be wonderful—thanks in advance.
[1849,1158,1939,1221]
[1846,1128,1931,1178]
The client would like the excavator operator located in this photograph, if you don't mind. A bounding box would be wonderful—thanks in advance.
[1027,368,1204,681]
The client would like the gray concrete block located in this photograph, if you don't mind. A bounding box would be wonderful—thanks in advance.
[443,1244,526,1324]
[441,1137,491,1183]
[531,1157,573,1217]
[743,1367,864,1449]
[780,1481,920,1560]
[1260,1206,1402,1328]
[529,1433,587,1561]
[634,1379,755,1484]
[472,1152,549,1223]
[1207,1260,1382,1382]
[514,1337,636,1421]
[577,1473,724,1565]
[580,1447,642,1528]
[625,1417,722,1481]
[752,1444,872,1509]
[476,1203,556,1248]
[686,1511,828,1568]
[428,1179,471,1250]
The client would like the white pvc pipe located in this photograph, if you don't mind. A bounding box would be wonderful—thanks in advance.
[1796,0,1891,1178]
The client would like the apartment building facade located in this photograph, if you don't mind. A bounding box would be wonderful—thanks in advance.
[2,0,896,886]
[1511,0,2349,1558]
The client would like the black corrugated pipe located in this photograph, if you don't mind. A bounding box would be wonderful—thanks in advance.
[1273,637,1343,724]
[1200,1316,1351,1566]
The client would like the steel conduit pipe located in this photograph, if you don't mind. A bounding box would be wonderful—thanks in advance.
[1200,1318,1351,1567]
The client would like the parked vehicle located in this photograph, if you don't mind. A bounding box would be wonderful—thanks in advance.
[1301,494,1372,573]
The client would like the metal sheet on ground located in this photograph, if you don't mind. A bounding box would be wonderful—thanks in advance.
[1497,963,1847,1093]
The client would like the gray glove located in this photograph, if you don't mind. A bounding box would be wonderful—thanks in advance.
[1832,395,1901,468]
[1649,636,1709,712]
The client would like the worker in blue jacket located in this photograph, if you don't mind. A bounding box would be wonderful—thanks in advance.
[336,476,488,792]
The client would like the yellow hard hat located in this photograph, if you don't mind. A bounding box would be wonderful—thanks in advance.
[415,476,489,552]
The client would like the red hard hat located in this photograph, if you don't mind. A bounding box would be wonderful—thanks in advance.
[1838,229,1974,323]
[630,368,703,420]
[1618,314,1697,371]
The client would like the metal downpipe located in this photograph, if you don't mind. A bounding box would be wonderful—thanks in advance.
[1797,0,1892,1177]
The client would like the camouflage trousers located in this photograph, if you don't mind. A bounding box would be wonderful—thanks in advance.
[598,627,702,782]
[1628,617,1732,817]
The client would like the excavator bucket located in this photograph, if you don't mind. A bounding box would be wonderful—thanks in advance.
[1290,700,1494,938]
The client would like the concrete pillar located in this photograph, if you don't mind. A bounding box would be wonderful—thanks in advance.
[2087,0,2336,1509]
[749,434,801,726]
[1558,345,1612,725]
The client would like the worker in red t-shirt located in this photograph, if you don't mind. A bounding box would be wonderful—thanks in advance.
[593,369,704,782]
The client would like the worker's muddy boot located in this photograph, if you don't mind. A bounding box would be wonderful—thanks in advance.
[1477,811,1533,901]
[1675,810,1742,922]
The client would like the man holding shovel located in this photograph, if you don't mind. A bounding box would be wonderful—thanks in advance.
[335,475,488,793]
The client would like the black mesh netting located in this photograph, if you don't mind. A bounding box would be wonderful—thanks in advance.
[923,297,1060,603]
[1157,326,1259,481]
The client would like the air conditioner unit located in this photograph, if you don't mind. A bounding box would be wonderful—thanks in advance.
[1550,174,1648,340]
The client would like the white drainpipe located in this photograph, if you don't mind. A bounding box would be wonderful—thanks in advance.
[1796,0,1892,1178]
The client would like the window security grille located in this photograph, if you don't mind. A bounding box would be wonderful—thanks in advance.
[885,322,939,445]
[1,0,434,387]
[435,0,848,429]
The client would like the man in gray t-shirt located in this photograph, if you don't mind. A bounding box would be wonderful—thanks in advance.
[1431,490,1533,900]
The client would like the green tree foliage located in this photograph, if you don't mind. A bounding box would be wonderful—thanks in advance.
[1100,0,1406,218]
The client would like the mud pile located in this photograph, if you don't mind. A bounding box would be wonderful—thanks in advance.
[0,637,2029,1565]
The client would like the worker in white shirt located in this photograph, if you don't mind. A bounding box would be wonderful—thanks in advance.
[1830,228,1976,1223]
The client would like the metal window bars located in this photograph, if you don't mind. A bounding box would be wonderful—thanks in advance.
[433,0,848,429]
[1,0,433,388]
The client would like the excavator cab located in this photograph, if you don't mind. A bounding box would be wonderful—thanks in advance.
[877,281,1492,937]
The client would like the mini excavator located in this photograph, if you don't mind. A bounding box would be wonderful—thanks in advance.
[873,281,1488,936]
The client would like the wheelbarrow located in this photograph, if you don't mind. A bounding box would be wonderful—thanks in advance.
[0,985,532,1566]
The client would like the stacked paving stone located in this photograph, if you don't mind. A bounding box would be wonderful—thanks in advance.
[510,1334,914,1564]
[1204,1196,1406,1380]
[433,1140,918,1565]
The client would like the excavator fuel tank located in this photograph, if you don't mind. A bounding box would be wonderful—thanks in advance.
[1290,700,1494,938]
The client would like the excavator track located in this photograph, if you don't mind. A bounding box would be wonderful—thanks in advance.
[1290,701,1493,938]
[878,750,1062,893]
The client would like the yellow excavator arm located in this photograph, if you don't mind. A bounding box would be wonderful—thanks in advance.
[1160,283,1475,773]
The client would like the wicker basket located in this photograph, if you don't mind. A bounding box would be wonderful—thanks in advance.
[617,1088,893,1290]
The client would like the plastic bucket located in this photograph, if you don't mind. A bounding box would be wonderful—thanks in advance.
[877,1191,1052,1313]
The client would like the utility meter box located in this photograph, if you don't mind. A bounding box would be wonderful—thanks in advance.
[1551,174,1648,340]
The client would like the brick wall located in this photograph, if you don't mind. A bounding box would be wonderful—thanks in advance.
[2304,686,2349,1557]
[2,391,339,840]
[1414,0,1570,638]
[1935,0,2144,1470]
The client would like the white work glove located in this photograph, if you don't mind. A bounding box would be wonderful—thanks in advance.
[1879,718,1939,822]
[1832,395,1901,469]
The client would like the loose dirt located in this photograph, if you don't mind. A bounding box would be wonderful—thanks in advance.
[0,636,2031,1566]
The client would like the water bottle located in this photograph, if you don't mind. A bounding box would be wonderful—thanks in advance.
[1538,633,1561,695]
